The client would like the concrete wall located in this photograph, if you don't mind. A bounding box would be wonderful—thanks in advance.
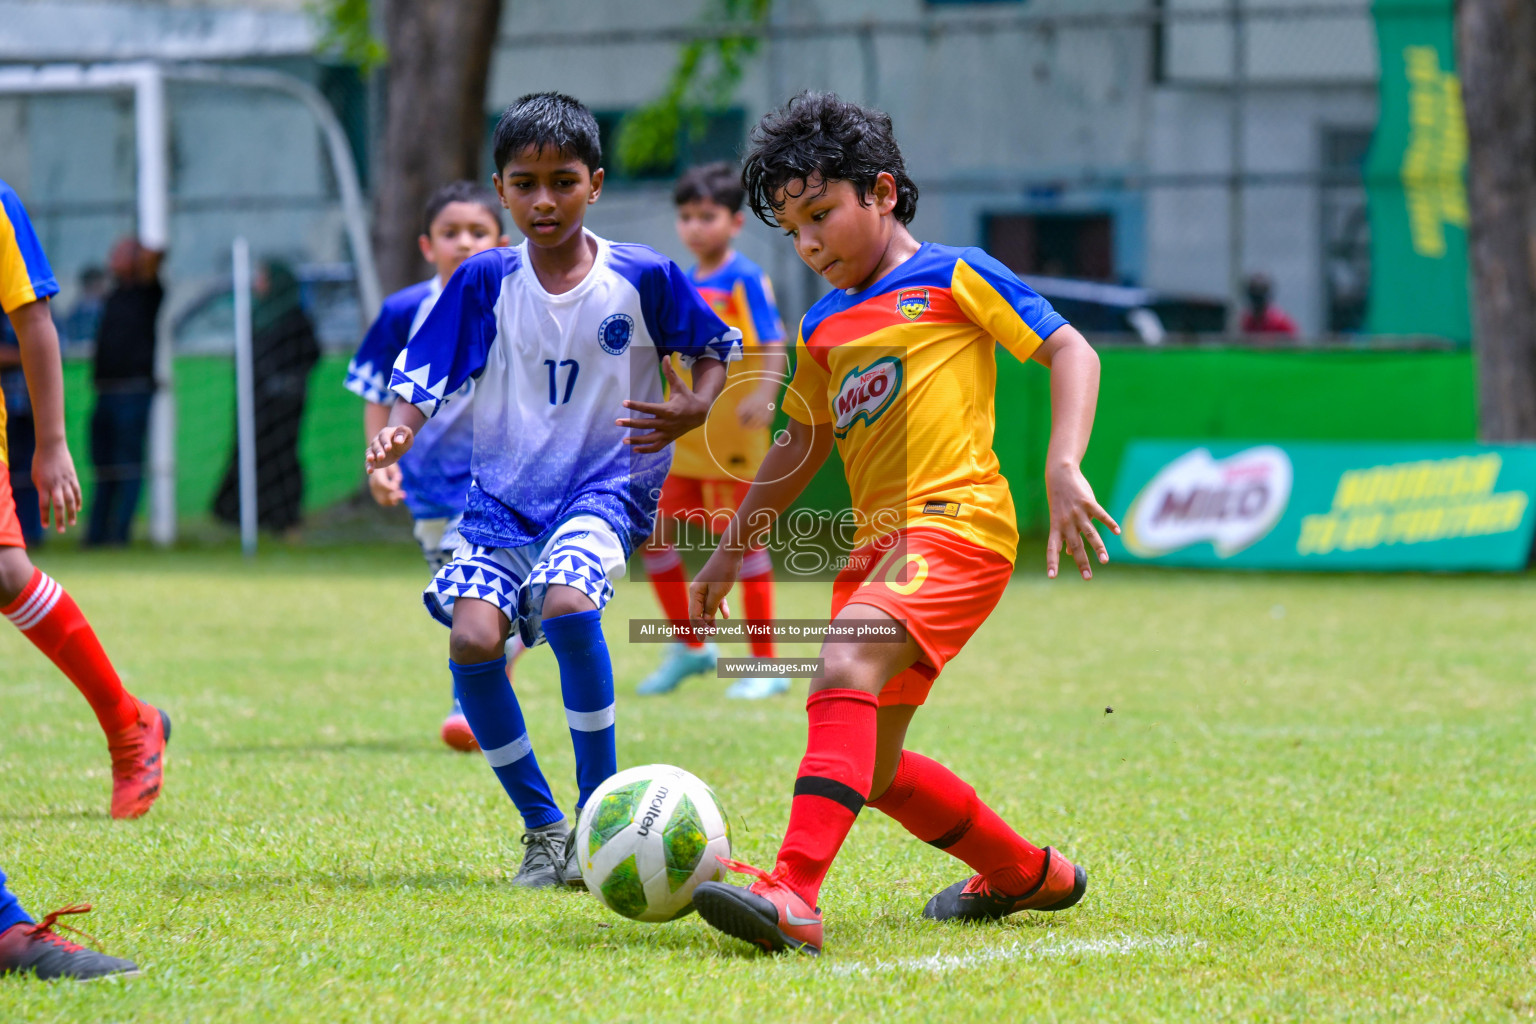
[492,0,1377,335]
[0,0,1383,341]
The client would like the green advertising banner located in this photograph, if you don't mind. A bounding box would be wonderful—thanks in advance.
[1105,442,1536,570]
[1365,0,1471,343]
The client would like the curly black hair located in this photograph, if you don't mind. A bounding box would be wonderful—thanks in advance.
[740,92,919,227]
[492,92,601,174]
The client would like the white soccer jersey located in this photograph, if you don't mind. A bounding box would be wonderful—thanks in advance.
[390,231,741,554]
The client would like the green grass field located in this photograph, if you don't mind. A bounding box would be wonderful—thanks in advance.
[1,543,1533,1022]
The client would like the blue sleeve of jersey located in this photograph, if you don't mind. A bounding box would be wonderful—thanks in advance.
[956,247,1068,345]
[345,288,418,404]
[0,182,59,314]
[641,259,742,364]
[390,251,508,416]
[740,270,785,344]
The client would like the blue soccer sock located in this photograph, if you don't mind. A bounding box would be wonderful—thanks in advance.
[541,609,616,811]
[0,868,31,932]
[450,656,565,830]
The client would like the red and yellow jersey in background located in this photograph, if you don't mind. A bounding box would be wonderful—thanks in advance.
[781,243,1068,563]
[671,251,786,482]
[0,178,61,464]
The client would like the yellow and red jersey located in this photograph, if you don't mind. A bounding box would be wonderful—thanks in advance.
[670,251,785,482]
[0,178,60,464]
[781,242,1068,563]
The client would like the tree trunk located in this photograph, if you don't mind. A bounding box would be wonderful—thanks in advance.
[1458,0,1536,440]
[373,0,503,294]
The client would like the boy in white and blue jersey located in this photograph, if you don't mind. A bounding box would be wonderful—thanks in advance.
[345,181,510,753]
[366,93,740,889]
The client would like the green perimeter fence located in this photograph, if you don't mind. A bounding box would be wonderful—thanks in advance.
[57,347,1477,539]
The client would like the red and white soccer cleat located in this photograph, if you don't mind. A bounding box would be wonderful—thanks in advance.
[922,846,1087,922]
[107,699,170,820]
[691,858,823,956]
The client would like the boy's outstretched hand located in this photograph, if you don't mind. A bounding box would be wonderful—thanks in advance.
[688,546,741,629]
[31,440,82,533]
[1045,460,1120,580]
[366,425,416,473]
[616,354,712,454]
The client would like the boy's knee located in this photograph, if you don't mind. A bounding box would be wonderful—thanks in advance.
[0,548,35,606]
[449,623,504,665]
[541,585,596,621]
[817,647,884,696]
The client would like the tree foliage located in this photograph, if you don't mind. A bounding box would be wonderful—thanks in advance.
[309,0,386,72]
[615,0,773,175]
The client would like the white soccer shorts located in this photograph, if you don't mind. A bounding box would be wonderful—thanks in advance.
[423,513,626,648]
[412,514,465,575]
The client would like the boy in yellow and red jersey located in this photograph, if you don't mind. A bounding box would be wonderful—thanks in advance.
[636,162,791,700]
[688,94,1120,956]
[0,179,169,823]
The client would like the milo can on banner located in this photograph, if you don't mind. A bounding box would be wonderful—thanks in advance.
[1105,442,1536,571]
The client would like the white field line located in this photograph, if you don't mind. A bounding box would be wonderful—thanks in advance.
[830,934,1196,977]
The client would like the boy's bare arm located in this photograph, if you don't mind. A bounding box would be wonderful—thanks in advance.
[1030,324,1120,580]
[7,298,81,531]
[616,354,726,454]
[689,416,834,624]
[366,401,428,472]
[363,400,405,504]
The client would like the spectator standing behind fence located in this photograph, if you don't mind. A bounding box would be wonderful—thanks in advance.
[1240,273,1298,338]
[212,261,319,537]
[87,238,163,546]
[62,266,107,352]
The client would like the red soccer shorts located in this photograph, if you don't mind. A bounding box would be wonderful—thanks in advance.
[829,527,1014,707]
[656,474,751,534]
[0,458,24,549]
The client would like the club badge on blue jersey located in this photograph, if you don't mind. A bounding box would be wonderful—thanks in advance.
[599,313,634,355]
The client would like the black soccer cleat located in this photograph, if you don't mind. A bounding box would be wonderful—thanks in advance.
[0,905,141,981]
[923,847,1088,922]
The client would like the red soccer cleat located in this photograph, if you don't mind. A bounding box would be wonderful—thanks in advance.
[0,904,140,981]
[107,699,170,820]
[440,711,479,752]
[923,846,1087,922]
[691,858,823,956]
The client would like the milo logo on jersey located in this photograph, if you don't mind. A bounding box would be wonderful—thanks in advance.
[833,357,903,438]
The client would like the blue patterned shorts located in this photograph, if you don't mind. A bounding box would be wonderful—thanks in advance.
[424,514,626,648]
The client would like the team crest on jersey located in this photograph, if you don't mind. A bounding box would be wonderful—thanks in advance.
[896,288,930,321]
[833,356,903,438]
[598,313,634,355]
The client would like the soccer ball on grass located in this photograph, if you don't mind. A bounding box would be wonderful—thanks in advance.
[576,764,731,922]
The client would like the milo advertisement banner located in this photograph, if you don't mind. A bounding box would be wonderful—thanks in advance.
[1365,0,1472,343]
[1106,442,1536,571]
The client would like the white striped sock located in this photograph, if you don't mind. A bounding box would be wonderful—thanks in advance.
[642,546,682,575]
[482,732,534,767]
[565,705,615,732]
[4,572,61,632]
[741,548,773,579]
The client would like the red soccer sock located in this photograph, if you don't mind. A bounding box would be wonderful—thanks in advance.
[868,750,1047,896]
[773,688,879,905]
[2,568,138,736]
[740,547,776,658]
[641,545,702,650]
